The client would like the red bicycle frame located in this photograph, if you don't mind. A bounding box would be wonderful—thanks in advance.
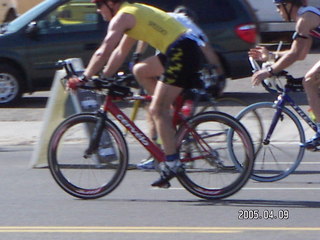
[101,94,186,163]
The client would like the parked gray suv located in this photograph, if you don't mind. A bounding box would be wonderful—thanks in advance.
[0,0,259,106]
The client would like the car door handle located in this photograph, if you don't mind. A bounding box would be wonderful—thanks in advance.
[84,43,99,50]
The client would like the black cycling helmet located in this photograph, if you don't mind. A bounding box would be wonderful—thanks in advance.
[91,0,123,3]
[174,6,193,16]
[273,0,303,5]
[91,0,124,5]
[173,5,198,22]
[273,0,303,22]
[92,0,124,17]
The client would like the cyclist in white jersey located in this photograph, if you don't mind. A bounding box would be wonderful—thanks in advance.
[130,6,224,170]
[249,0,320,149]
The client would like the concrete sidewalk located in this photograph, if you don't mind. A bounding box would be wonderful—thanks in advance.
[0,121,42,146]
[0,119,149,147]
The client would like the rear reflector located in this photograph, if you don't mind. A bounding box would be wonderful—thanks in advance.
[235,24,257,43]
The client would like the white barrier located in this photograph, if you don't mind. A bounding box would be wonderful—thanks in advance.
[29,58,102,168]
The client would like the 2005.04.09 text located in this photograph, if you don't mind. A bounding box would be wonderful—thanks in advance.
[238,209,289,220]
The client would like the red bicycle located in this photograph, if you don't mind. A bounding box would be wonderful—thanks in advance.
[47,60,254,200]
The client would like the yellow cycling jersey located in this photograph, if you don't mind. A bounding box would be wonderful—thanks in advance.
[118,2,187,53]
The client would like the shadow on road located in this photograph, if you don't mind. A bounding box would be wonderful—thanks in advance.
[91,197,320,208]
[197,198,320,208]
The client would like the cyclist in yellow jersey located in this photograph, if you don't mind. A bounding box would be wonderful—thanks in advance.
[67,0,203,188]
[131,6,225,170]
[117,3,187,54]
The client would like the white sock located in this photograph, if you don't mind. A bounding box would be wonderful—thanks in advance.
[166,160,178,168]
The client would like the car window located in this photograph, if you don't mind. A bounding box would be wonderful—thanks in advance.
[137,0,237,24]
[37,0,99,35]
[187,0,237,24]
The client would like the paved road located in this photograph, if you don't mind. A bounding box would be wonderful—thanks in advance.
[0,145,320,240]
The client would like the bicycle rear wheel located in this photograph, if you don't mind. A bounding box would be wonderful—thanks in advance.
[48,113,128,199]
[236,102,305,182]
[196,96,249,116]
[176,111,254,200]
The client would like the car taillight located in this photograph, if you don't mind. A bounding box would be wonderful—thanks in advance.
[235,24,257,43]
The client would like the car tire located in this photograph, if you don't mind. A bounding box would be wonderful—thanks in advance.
[0,64,24,106]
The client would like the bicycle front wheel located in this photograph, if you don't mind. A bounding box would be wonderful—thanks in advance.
[176,111,254,200]
[196,96,249,116]
[236,102,305,182]
[48,113,128,199]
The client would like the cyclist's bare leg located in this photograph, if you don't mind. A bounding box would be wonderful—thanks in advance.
[133,55,165,143]
[303,60,320,147]
[149,81,182,156]
[132,55,164,94]
[149,82,184,187]
[303,60,320,122]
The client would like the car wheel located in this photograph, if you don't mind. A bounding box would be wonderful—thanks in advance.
[0,64,23,106]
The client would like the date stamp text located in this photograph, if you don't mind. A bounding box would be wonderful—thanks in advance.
[238,209,289,220]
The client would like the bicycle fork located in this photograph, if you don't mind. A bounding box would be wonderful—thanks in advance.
[84,111,106,158]
[263,99,286,145]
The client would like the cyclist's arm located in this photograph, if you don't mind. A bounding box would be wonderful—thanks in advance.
[84,13,135,78]
[270,12,317,74]
[269,49,289,60]
[103,34,137,77]
[200,43,224,75]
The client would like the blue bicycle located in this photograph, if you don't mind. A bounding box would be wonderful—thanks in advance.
[235,58,318,182]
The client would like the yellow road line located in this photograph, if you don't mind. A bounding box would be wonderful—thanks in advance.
[0,226,319,233]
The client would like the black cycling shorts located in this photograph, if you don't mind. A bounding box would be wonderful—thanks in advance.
[159,36,202,89]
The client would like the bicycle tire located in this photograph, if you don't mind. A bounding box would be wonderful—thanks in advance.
[176,111,254,200]
[196,97,249,116]
[48,113,129,199]
[236,102,305,182]
[196,96,264,140]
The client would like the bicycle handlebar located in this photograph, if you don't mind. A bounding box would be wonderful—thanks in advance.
[56,59,134,97]
[248,57,303,93]
[249,57,261,73]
